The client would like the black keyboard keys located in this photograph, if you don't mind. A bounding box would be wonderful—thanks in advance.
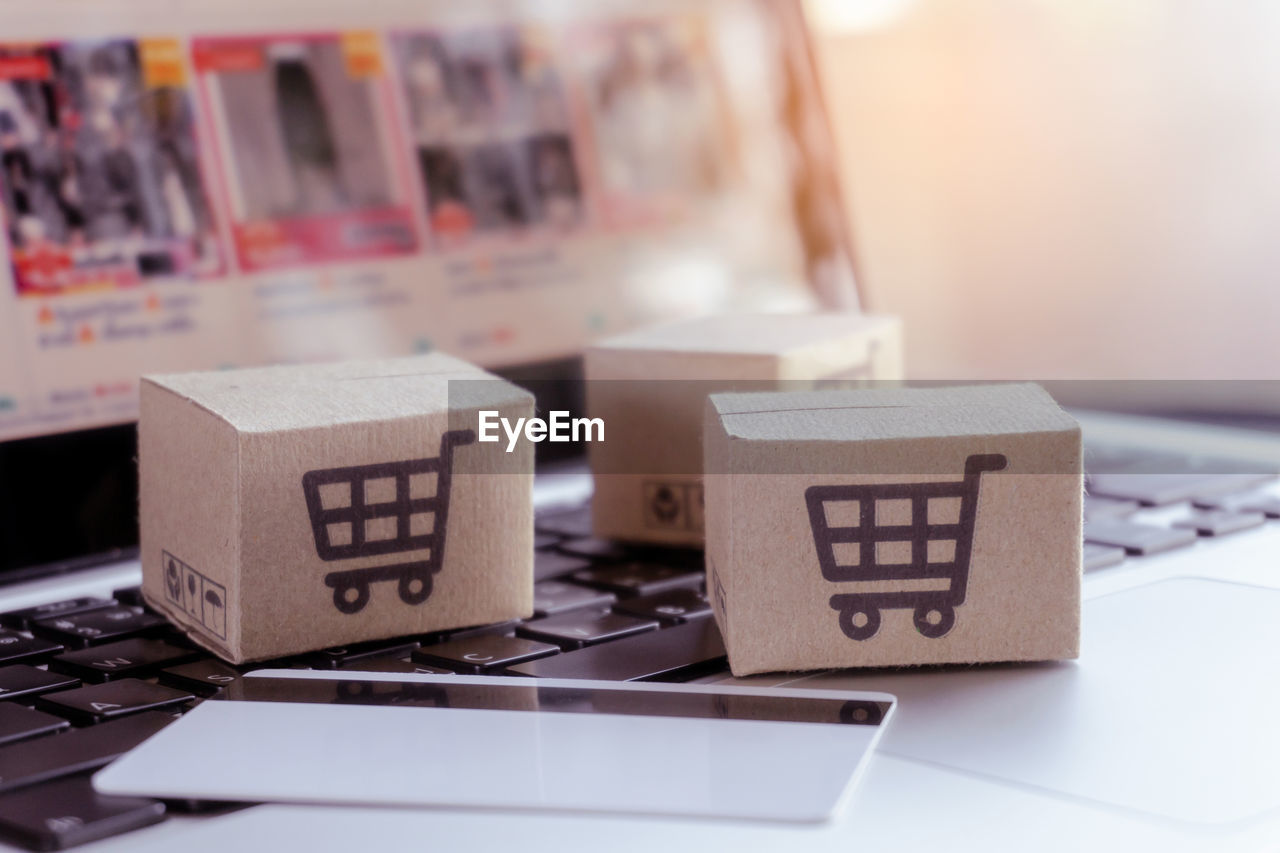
[0,704,69,747]
[555,537,632,562]
[516,606,658,650]
[508,619,727,681]
[337,656,454,675]
[535,505,593,538]
[571,562,703,598]
[0,632,63,666]
[112,586,146,607]
[532,580,615,617]
[159,659,242,696]
[0,598,114,631]
[35,679,193,726]
[49,638,201,683]
[0,711,173,793]
[534,550,592,582]
[30,607,168,649]
[304,639,421,670]
[0,666,79,703]
[413,635,559,673]
[0,776,165,850]
[613,588,712,624]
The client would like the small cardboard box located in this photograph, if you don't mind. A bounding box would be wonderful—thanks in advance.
[585,313,902,546]
[139,354,534,663]
[704,383,1081,675]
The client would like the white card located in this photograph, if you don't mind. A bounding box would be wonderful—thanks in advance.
[94,671,895,823]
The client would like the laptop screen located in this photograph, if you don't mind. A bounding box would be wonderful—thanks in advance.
[0,0,855,578]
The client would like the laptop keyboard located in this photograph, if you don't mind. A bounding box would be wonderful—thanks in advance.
[0,444,1274,850]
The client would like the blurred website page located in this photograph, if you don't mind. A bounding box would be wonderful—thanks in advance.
[0,0,845,441]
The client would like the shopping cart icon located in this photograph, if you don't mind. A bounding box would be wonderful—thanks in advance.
[301,429,477,615]
[805,453,1007,641]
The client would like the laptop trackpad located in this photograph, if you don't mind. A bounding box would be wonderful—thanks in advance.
[791,578,1280,824]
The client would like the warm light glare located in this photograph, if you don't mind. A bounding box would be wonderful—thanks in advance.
[804,0,918,33]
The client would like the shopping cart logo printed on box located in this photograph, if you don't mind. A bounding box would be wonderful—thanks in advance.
[301,429,477,615]
[162,550,227,640]
[805,453,1007,641]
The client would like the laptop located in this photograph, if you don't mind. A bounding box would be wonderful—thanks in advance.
[2,1,1279,850]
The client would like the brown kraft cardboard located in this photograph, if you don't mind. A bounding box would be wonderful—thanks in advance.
[585,312,903,546]
[703,383,1082,675]
[139,353,534,663]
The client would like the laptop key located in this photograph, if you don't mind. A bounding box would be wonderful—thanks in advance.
[0,775,166,850]
[0,704,69,747]
[534,532,561,550]
[35,679,193,726]
[570,562,704,598]
[1172,510,1266,537]
[533,580,616,617]
[535,505,593,538]
[338,656,454,675]
[555,537,632,562]
[304,639,421,670]
[112,586,146,607]
[159,659,241,696]
[1084,521,1197,555]
[1193,492,1280,518]
[444,619,522,640]
[413,635,559,673]
[535,550,592,582]
[1082,495,1140,521]
[507,619,727,681]
[1087,473,1273,507]
[0,597,115,631]
[49,638,202,684]
[0,666,80,702]
[1234,495,1280,518]
[516,606,658,650]
[0,711,173,793]
[613,588,712,624]
[1083,543,1126,572]
[30,607,168,649]
[0,632,64,666]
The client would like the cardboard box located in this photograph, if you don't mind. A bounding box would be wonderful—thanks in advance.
[704,383,1081,675]
[139,354,534,663]
[585,313,902,546]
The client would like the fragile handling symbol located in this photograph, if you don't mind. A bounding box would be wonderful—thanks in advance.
[642,481,704,532]
[162,551,228,641]
[804,453,1007,641]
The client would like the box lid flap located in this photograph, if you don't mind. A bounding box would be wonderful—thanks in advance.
[143,354,526,432]
[709,383,1077,442]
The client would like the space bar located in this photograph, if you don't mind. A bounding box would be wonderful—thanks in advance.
[505,620,726,681]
